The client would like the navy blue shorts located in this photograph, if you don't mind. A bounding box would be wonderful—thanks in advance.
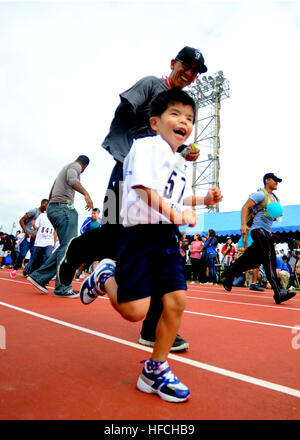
[115,225,187,303]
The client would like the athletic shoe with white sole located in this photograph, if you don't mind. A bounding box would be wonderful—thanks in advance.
[27,276,48,294]
[136,360,191,403]
[80,258,115,305]
[138,334,189,353]
[54,290,80,299]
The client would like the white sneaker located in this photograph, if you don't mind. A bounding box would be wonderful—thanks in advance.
[54,290,80,298]
[28,276,48,294]
[137,360,191,403]
[80,259,115,305]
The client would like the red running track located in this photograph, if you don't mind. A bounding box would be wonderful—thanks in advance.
[0,269,299,420]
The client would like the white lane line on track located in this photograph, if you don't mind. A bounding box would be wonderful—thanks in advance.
[1,300,300,400]
[185,310,298,329]
[186,295,300,311]
[0,276,55,289]
[2,277,299,310]
[188,286,300,302]
[1,277,298,328]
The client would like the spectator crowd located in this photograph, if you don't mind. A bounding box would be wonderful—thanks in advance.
[2,218,299,293]
[179,230,300,291]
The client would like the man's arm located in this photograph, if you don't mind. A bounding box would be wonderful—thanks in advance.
[19,213,30,237]
[114,101,136,127]
[240,198,256,238]
[72,182,93,211]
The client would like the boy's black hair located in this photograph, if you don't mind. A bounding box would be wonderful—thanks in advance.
[150,87,196,124]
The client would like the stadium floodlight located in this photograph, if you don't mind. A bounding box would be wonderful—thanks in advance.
[187,71,230,212]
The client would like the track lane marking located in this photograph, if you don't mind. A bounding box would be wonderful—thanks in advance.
[1,276,298,311]
[185,310,298,329]
[186,294,300,311]
[1,300,300,400]
[188,285,300,302]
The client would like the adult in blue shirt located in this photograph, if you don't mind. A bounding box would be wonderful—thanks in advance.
[80,208,101,234]
[221,173,296,304]
[204,229,218,284]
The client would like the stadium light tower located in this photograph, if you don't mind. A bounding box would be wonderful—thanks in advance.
[188,71,230,212]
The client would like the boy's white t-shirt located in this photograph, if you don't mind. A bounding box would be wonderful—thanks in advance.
[34,212,55,247]
[121,136,192,227]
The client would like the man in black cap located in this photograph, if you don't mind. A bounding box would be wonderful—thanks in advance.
[221,173,296,304]
[58,46,207,351]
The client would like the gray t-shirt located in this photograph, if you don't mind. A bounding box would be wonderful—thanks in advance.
[250,190,277,233]
[24,208,40,235]
[102,76,169,163]
[49,162,82,204]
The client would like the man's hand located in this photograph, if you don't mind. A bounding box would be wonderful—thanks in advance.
[204,187,223,205]
[84,194,93,211]
[184,144,200,162]
[240,224,249,237]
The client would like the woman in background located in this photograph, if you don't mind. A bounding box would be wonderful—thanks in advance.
[205,229,218,285]
[190,234,203,283]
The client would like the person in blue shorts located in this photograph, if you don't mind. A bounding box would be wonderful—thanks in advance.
[221,173,296,304]
[79,88,222,403]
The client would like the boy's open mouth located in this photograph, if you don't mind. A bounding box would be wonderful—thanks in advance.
[174,128,186,137]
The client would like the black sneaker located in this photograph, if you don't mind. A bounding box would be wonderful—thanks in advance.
[221,270,233,292]
[57,237,79,286]
[54,290,80,299]
[138,334,189,353]
[250,283,265,292]
[274,289,296,304]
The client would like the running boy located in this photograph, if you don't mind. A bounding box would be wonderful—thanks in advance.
[80,88,222,403]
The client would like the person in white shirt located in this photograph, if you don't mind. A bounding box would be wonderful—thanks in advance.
[79,88,222,403]
[23,212,57,276]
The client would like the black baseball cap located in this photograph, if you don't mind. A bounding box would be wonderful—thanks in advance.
[263,173,282,184]
[175,46,208,74]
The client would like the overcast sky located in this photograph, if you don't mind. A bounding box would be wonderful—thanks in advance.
[1,0,299,234]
